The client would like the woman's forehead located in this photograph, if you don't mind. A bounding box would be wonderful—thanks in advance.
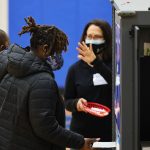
[87,24,103,36]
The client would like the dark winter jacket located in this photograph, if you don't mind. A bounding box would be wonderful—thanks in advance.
[0,50,8,80]
[0,44,84,150]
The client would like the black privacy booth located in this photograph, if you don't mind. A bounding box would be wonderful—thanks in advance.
[110,0,150,150]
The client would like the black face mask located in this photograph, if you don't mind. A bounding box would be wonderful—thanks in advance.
[86,43,106,55]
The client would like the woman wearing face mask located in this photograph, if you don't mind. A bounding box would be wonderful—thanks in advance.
[64,19,112,147]
[0,17,98,150]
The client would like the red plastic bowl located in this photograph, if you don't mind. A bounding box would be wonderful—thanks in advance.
[83,102,111,118]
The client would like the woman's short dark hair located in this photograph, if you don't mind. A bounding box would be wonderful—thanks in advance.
[0,29,9,51]
[80,19,112,61]
[19,16,68,55]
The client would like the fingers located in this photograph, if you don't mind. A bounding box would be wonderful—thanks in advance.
[82,41,89,50]
[89,138,100,142]
[80,99,88,113]
[89,43,93,51]
[76,47,85,56]
[96,138,100,141]
[77,98,88,112]
[80,41,92,52]
[84,138,101,150]
[76,43,89,62]
[89,138,101,149]
[78,42,88,50]
[82,138,101,150]
[77,42,89,52]
[77,54,86,62]
[80,98,87,106]
[76,41,96,64]
[76,42,87,60]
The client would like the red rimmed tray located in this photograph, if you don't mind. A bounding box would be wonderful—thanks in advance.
[83,102,111,118]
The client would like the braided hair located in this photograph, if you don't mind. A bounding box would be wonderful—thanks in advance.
[19,16,68,55]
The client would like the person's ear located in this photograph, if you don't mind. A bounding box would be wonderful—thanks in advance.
[43,44,50,55]
[0,45,5,51]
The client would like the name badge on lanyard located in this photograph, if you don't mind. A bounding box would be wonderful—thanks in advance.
[93,73,108,86]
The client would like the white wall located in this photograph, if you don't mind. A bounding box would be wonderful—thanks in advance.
[0,0,8,34]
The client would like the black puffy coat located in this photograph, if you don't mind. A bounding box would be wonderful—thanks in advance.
[0,44,84,150]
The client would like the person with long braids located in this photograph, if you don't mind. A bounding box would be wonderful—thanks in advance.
[0,17,97,150]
